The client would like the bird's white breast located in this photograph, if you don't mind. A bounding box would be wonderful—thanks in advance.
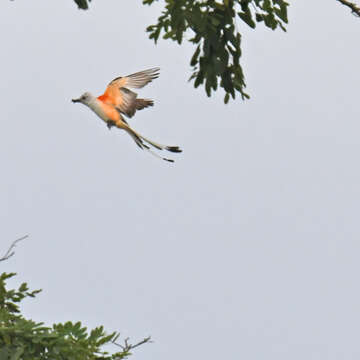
[86,98,108,123]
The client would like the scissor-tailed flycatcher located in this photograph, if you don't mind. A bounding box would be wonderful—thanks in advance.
[72,68,182,162]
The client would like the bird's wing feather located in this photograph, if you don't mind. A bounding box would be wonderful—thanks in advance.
[98,68,159,117]
[116,88,138,118]
[110,67,160,89]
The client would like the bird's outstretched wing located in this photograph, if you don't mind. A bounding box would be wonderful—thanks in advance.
[97,68,160,118]
[109,67,160,89]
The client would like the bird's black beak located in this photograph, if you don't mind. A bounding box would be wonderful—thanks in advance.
[72,98,81,103]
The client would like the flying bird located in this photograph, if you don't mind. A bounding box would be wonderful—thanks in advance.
[72,68,182,162]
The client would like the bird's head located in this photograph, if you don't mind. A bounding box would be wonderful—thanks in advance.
[72,92,94,106]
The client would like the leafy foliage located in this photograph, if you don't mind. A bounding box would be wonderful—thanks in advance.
[144,0,288,103]
[73,0,288,103]
[0,272,150,360]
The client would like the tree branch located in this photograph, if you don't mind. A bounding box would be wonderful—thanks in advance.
[0,235,28,262]
[113,336,152,353]
[337,0,360,16]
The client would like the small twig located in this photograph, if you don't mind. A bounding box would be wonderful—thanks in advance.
[113,336,152,353]
[0,235,28,262]
[337,0,360,16]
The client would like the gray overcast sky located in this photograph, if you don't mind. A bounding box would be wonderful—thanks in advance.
[1,0,360,359]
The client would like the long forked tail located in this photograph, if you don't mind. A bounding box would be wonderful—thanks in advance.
[124,125,182,162]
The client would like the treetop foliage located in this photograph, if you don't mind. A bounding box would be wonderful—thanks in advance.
[144,0,288,103]
[0,272,150,360]
[73,0,288,103]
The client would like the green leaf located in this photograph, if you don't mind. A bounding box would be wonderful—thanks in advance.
[274,3,288,23]
[190,45,201,67]
[194,71,204,88]
[238,11,256,29]
[263,13,278,30]
[74,0,91,10]
[18,283,28,292]
[255,13,264,22]
[263,0,272,12]
[176,27,183,44]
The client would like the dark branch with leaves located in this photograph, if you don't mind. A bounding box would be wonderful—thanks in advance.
[144,0,288,103]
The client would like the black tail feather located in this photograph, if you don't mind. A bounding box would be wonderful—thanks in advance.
[125,126,180,162]
[166,146,182,153]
